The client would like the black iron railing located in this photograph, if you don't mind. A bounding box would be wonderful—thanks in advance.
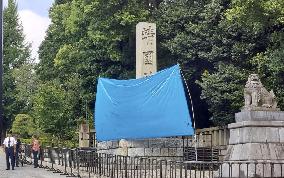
[19,144,284,178]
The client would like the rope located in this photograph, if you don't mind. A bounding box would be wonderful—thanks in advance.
[179,64,198,161]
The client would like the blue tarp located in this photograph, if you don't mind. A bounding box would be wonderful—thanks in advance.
[95,65,194,141]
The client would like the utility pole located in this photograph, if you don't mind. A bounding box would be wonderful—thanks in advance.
[0,0,3,142]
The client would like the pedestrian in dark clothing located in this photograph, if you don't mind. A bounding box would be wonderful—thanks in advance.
[2,132,16,170]
[15,138,21,167]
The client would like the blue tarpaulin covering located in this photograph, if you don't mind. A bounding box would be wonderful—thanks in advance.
[95,65,194,141]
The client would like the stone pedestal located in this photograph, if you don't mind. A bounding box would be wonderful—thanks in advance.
[220,111,284,177]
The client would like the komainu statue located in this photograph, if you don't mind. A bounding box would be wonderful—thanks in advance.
[243,74,279,111]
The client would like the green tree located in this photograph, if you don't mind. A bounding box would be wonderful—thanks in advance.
[36,0,156,138]
[12,63,38,113]
[226,0,284,110]
[250,35,284,110]
[156,0,276,126]
[226,0,284,32]
[3,0,32,130]
[197,64,247,125]
[11,114,36,138]
[37,1,72,81]
[156,0,226,127]
[32,81,76,139]
[155,0,230,126]
[35,0,284,130]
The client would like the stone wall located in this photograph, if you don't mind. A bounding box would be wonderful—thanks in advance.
[96,127,229,161]
[97,138,189,160]
[196,127,229,147]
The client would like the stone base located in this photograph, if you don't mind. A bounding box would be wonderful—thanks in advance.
[235,110,284,122]
[224,143,284,161]
[97,138,188,158]
[228,121,284,144]
[241,106,280,112]
[219,111,284,177]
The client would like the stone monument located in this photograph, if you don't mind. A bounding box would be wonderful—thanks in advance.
[136,22,157,78]
[220,74,284,177]
[97,23,193,159]
[110,22,158,156]
[97,22,186,159]
[97,22,158,157]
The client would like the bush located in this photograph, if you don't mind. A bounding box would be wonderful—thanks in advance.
[11,114,37,138]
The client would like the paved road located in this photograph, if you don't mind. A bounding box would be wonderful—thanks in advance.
[0,149,67,178]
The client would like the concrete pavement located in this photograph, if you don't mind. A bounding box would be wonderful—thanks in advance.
[0,149,67,178]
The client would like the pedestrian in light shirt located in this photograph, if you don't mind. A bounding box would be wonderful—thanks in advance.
[2,132,17,170]
[31,135,40,168]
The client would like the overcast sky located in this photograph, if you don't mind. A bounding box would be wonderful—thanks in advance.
[4,0,54,59]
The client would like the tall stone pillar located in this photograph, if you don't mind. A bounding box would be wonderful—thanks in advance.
[136,22,157,78]
[114,22,158,157]
[98,22,158,157]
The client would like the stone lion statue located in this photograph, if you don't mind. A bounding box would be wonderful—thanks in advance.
[243,74,279,110]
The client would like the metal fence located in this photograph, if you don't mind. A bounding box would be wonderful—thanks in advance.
[20,144,284,178]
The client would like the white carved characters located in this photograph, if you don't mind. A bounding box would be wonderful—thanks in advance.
[243,74,279,110]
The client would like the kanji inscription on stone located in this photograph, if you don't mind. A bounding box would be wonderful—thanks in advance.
[136,22,157,78]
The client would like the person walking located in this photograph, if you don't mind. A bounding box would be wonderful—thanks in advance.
[15,136,21,167]
[31,135,40,168]
[2,132,17,170]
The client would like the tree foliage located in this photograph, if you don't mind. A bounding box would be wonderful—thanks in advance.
[156,0,262,126]
[225,0,284,110]
[7,0,284,137]
[226,0,284,31]
[32,79,85,139]
[35,0,284,130]
[156,0,284,126]
[12,63,38,113]
[11,114,36,138]
[156,0,228,127]
[3,0,32,130]
[197,64,247,125]
[35,0,156,138]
